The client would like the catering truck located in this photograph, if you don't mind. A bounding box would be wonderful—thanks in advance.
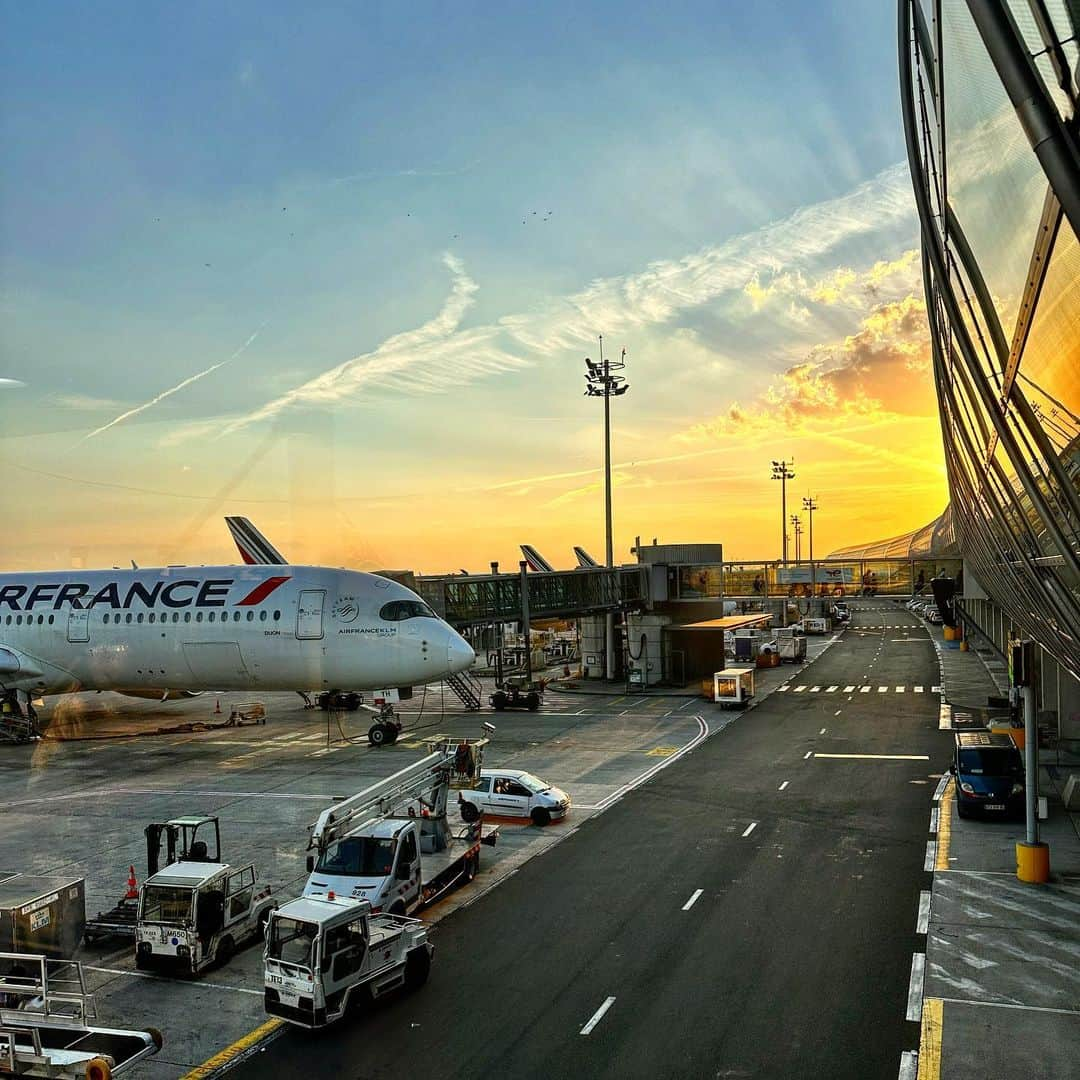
[303,738,498,914]
[263,894,432,1028]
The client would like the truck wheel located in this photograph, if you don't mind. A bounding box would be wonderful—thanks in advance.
[404,947,431,991]
[531,807,551,827]
[460,800,480,823]
[369,724,387,746]
[526,692,540,710]
[345,693,361,711]
[216,935,234,966]
[384,726,399,745]
[492,692,507,711]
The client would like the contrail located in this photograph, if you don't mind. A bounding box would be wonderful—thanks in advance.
[80,322,267,441]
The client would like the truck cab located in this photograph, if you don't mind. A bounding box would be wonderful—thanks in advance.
[264,895,431,1028]
[305,818,421,914]
[136,860,273,974]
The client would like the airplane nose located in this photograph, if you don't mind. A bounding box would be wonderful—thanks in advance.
[447,633,475,674]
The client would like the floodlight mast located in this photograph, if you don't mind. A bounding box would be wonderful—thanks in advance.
[802,496,819,577]
[584,336,630,680]
[771,459,796,564]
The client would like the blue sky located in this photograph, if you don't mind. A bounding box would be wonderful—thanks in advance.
[1,2,943,571]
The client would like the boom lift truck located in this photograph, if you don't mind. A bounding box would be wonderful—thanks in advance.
[303,737,498,914]
[263,894,433,1029]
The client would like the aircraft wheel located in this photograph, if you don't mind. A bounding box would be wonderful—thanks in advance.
[369,724,388,747]
[526,692,540,710]
[491,692,507,711]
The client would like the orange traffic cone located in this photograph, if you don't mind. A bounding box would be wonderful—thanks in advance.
[124,865,138,900]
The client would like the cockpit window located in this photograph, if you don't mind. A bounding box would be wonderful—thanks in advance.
[379,600,437,621]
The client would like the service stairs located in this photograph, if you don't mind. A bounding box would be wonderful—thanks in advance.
[444,670,483,711]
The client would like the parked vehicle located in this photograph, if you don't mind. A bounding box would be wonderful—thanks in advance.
[951,732,1025,818]
[264,894,432,1029]
[136,859,273,974]
[458,769,571,826]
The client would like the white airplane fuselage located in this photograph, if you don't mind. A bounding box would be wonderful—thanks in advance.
[0,565,474,696]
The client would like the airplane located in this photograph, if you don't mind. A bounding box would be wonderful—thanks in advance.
[0,564,475,721]
[573,546,600,568]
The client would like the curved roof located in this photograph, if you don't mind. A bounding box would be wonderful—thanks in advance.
[827,506,958,560]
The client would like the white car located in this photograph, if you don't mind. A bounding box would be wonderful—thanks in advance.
[458,769,571,826]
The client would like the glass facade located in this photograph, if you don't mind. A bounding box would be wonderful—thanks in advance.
[900,0,1080,679]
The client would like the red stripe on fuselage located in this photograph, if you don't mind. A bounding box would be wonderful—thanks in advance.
[237,575,291,605]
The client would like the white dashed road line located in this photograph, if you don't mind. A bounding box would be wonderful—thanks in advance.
[778,781,789,791]
[580,996,617,1035]
[682,889,704,911]
[906,954,926,1022]
[742,821,758,838]
[916,890,931,935]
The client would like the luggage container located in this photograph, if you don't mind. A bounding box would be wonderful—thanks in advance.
[0,875,85,959]
[712,667,755,708]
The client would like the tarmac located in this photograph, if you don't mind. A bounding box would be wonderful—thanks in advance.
[918,616,1080,1080]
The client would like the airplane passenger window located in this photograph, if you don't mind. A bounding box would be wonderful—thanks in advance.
[196,612,203,622]
[234,611,241,622]
[48,615,54,625]
[184,612,191,623]
[260,610,267,621]
[137,613,144,624]
[3,616,9,625]
[208,612,215,622]
[38,615,44,625]
[246,611,254,622]
[16,615,22,626]
[149,613,155,624]
[126,613,133,624]
[173,613,179,623]
[273,610,280,621]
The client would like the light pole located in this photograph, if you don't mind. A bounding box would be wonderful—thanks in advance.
[803,495,818,594]
[585,336,629,679]
[771,460,796,563]
[791,514,802,562]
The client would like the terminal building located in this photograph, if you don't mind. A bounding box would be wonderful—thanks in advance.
[899,0,1079,745]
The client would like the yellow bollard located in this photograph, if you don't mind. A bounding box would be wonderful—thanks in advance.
[1016,841,1050,883]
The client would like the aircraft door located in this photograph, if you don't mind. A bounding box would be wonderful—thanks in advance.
[296,590,326,640]
[67,609,90,643]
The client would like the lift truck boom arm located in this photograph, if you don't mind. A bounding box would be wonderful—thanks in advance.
[307,740,486,860]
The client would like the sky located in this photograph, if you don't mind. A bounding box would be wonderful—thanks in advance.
[0,1,950,573]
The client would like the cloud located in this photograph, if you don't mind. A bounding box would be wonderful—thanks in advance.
[213,254,525,438]
[682,292,932,439]
[1,378,27,389]
[80,322,266,442]
[208,163,916,437]
[53,393,125,411]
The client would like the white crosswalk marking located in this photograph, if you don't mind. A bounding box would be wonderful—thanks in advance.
[895,686,905,693]
[810,686,821,693]
[826,685,838,692]
[860,686,871,693]
[793,686,807,693]
[932,685,942,692]
[878,686,888,693]
[777,685,790,692]
[844,685,855,692]
[915,686,924,693]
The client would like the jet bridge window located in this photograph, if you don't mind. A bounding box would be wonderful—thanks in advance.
[379,600,437,622]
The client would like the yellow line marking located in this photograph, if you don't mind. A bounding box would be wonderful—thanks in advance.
[646,746,678,757]
[935,780,953,871]
[180,1017,283,1079]
[917,997,943,1080]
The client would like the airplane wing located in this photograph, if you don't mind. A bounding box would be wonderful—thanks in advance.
[573,545,600,568]
[225,516,288,565]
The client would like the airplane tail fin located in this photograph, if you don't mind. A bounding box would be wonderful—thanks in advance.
[574,546,600,568]
[225,516,288,565]
[520,544,555,573]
